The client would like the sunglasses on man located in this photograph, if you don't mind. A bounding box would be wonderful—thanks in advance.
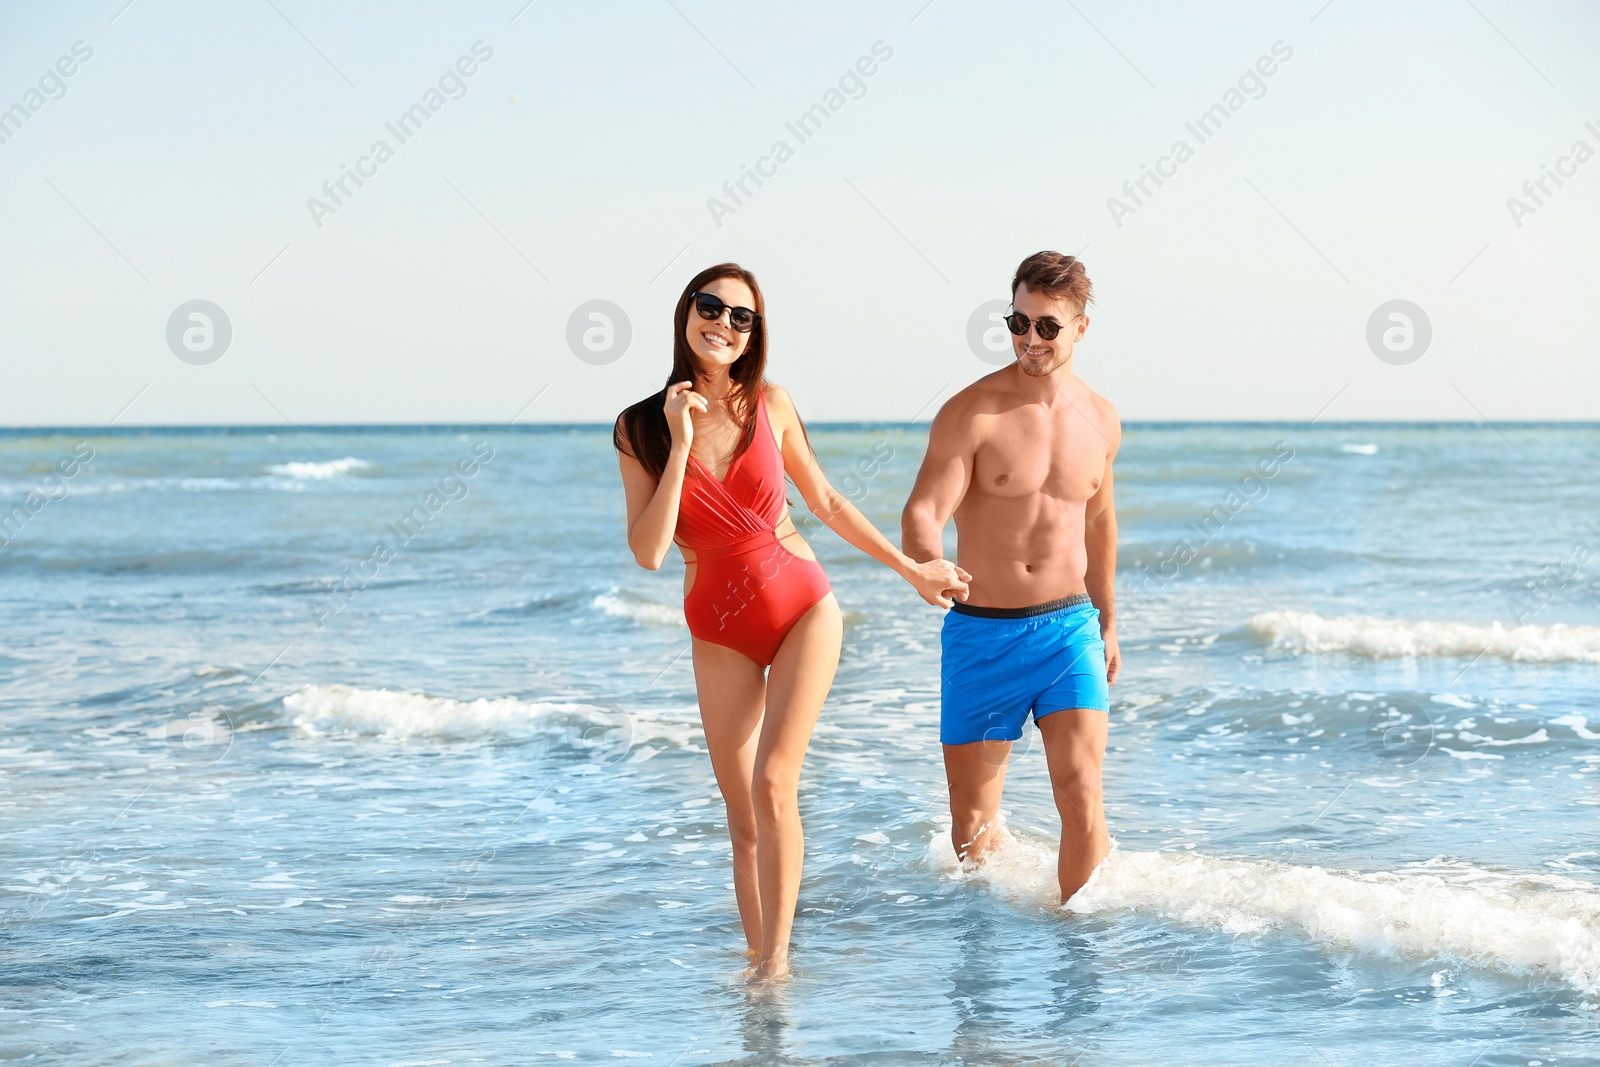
[1003,310,1082,341]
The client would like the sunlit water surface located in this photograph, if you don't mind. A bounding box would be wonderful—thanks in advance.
[2,424,1598,1066]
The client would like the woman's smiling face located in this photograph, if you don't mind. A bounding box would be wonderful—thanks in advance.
[685,276,757,371]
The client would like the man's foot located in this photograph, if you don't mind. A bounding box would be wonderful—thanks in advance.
[1058,850,1113,911]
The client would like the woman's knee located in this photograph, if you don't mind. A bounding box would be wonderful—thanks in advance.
[723,802,759,850]
[750,768,798,822]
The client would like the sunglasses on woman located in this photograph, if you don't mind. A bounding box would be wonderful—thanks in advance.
[690,291,761,333]
[1003,310,1081,341]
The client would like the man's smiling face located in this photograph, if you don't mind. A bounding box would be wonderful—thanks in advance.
[1010,281,1088,378]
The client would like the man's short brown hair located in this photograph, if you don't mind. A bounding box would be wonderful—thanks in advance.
[1011,251,1093,316]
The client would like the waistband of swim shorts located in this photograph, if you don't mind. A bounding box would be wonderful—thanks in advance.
[948,593,1093,619]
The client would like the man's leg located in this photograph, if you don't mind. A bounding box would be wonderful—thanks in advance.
[1036,709,1109,903]
[942,738,1012,864]
[939,607,1026,867]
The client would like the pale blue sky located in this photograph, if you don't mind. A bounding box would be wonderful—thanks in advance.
[2,0,1597,425]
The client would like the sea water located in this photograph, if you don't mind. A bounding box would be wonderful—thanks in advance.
[1,423,1597,1066]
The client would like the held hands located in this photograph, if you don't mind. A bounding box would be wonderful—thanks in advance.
[905,557,972,608]
[664,381,708,450]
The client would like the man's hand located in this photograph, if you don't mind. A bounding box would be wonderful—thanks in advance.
[1102,624,1120,685]
[903,557,972,608]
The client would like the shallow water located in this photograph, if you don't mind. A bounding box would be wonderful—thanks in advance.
[2,424,1598,1065]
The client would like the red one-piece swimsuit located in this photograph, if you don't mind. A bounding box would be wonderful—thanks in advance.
[674,387,833,666]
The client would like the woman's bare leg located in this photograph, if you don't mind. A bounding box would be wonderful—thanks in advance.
[751,592,842,978]
[691,638,768,956]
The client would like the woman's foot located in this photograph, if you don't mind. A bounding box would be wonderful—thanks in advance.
[750,952,790,982]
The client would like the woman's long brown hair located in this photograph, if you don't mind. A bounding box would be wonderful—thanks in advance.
[614,262,815,481]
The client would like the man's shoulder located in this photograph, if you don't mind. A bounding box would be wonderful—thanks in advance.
[1083,383,1120,424]
[923,377,1006,455]
[938,370,1012,419]
[1076,381,1122,446]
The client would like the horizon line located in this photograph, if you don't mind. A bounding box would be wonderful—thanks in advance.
[2,418,1599,434]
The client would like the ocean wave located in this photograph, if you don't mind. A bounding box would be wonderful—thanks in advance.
[281,684,695,754]
[0,476,305,496]
[0,548,266,574]
[487,591,590,617]
[1118,686,1592,755]
[1119,540,1290,573]
[931,829,1600,994]
[267,457,371,480]
[1248,611,1600,664]
[592,590,685,628]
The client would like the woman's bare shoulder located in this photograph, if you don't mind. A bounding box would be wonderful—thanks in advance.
[761,381,797,417]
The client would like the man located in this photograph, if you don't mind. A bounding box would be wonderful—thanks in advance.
[902,250,1120,904]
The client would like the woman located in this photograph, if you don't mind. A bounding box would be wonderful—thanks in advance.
[613,263,969,980]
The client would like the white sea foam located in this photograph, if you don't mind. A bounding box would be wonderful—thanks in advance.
[1248,610,1600,664]
[267,457,371,480]
[6,476,304,496]
[930,828,1600,993]
[1551,714,1600,741]
[282,684,695,752]
[285,684,601,739]
[1341,443,1379,455]
[592,590,685,628]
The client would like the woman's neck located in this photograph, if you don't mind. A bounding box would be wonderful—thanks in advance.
[699,370,735,401]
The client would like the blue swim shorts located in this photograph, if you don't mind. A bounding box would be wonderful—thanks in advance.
[940,593,1110,746]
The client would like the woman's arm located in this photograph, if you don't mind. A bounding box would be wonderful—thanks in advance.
[768,385,969,606]
[616,383,706,570]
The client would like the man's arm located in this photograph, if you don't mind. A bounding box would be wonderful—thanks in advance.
[1083,404,1122,683]
[902,395,976,580]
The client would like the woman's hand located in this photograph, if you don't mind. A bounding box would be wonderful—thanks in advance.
[904,557,972,608]
[664,381,707,451]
